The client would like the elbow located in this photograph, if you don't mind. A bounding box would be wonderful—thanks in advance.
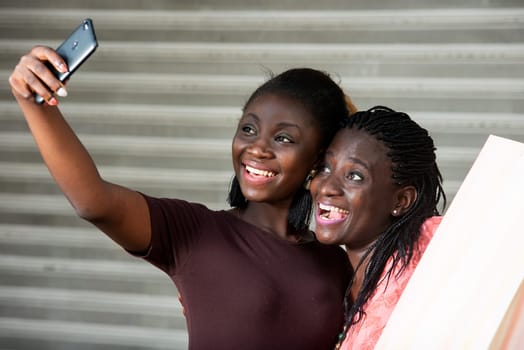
[75,208,95,222]
[71,200,110,224]
[67,182,116,224]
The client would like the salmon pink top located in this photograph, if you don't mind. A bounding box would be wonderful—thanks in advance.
[340,216,442,350]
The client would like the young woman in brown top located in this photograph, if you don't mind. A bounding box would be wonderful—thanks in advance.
[9,45,354,349]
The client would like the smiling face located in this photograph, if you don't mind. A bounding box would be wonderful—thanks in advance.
[310,128,402,249]
[232,93,321,206]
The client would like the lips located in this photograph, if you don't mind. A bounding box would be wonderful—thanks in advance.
[241,163,278,186]
[317,203,349,222]
[245,164,276,178]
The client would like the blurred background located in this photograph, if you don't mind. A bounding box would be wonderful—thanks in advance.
[0,0,523,349]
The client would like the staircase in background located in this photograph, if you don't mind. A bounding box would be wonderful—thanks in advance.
[0,1,523,349]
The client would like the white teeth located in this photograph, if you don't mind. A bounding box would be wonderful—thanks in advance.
[318,203,349,214]
[318,203,349,221]
[245,165,276,177]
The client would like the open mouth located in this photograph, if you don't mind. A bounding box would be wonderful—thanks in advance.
[245,164,276,178]
[318,203,349,221]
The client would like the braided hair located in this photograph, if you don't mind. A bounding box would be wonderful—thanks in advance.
[228,68,349,232]
[341,106,446,332]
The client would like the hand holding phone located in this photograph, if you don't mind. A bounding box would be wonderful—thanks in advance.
[35,18,98,104]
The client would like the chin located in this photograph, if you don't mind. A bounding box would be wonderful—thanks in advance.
[314,230,343,246]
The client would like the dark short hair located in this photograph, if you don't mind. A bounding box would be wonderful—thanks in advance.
[228,68,349,232]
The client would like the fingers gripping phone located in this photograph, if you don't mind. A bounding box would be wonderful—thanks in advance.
[35,18,98,104]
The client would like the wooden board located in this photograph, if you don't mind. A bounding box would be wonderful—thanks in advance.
[375,135,524,350]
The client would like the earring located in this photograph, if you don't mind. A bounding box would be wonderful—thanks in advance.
[392,209,399,216]
[303,169,317,190]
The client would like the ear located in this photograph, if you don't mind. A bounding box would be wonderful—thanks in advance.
[303,168,317,190]
[391,185,417,217]
[311,151,325,173]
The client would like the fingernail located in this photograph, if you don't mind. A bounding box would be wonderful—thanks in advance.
[56,62,68,73]
[56,87,68,97]
[48,97,58,106]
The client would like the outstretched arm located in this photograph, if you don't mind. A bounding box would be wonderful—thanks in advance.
[9,46,151,252]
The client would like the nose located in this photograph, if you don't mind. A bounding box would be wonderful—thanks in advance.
[312,173,344,198]
[247,137,272,159]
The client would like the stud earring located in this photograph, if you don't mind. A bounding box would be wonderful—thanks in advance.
[392,209,399,216]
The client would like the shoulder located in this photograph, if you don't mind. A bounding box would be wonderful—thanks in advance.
[310,240,350,267]
[141,193,214,216]
[413,216,443,259]
[420,216,443,240]
[140,193,233,235]
[141,193,208,210]
[310,242,352,285]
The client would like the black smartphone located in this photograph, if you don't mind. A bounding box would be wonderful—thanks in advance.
[35,18,98,104]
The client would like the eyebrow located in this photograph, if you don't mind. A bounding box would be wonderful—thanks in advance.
[241,112,259,121]
[276,122,300,130]
[242,113,301,130]
[325,151,370,170]
[347,156,370,170]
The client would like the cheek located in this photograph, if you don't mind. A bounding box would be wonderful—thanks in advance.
[294,146,320,172]
[355,193,393,231]
[283,150,313,175]
[231,136,243,159]
[309,178,320,198]
[347,193,375,225]
[231,143,244,175]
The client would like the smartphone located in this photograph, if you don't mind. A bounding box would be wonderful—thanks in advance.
[35,18,98,104]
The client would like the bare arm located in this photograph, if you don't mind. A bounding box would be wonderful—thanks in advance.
[9,46,151,252]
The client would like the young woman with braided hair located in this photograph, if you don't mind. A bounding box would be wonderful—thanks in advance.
[310,106,446,350]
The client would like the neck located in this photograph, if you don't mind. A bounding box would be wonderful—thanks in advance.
[345,242,376,300]
[238,201,301,241]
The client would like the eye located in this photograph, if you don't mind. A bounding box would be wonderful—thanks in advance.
[347,172,363,182]
[241,124,256,135]
[275,134,293,143]
[316,163,331,175]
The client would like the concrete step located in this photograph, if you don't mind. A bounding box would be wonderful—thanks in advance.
[0,287,184,328]
[411,111,524,148]
[1,8,523,43]
[0,286,185,329]
[0,223,125,260]
[0,70,254,106]
[411,111,524,133]
[2,71,523,112]
[0,101,239,139]
[3,102,523,145]
[433,132,524,157]
[0,253,175,294]
[0,134,482,183]
[0,177,459,217]
[3,40,523,78]
[0,131,232,171]
[435,147,482,192]
[0,161,232,203]
[0,193,228,222]
[1,0,522,11]
[0,317,187,350]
